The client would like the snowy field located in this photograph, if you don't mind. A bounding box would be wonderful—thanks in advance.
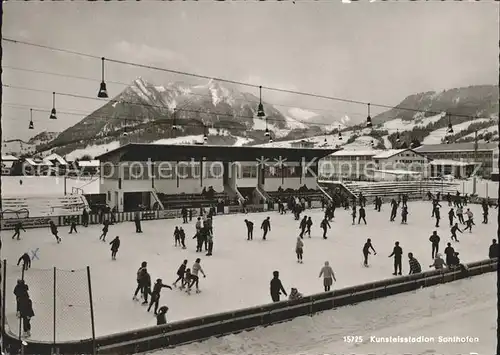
[151,273,497,355]
[1,201,495,342]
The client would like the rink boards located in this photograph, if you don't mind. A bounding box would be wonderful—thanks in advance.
[3,258,497,355]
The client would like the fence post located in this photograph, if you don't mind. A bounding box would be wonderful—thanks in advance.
[87,266,97,355]
[1,260,7,355]
[53,267,56,346]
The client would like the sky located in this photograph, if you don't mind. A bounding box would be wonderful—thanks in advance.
[2,1,499,140]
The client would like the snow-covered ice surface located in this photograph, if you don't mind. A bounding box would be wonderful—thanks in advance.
[1,202,494,342]
[151,273,496,355]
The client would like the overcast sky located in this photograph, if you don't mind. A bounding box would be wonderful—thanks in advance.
[2,1,498,140]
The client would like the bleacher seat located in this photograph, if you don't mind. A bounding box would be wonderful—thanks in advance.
[157,192,228,209]
[267,190,324,201]
[1,195,89,218]
[340,181,461,201]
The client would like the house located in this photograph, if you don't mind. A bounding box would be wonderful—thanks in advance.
[319,150,382,181]
[290,140,315,149]
[414,142,498,178]
[22,158,54,176]
[77,160,100,176]
[43,153,68,174]
[371,149,431,181]
[1,154,18,175]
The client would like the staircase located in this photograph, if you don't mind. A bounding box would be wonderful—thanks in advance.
[255,186,271,202]
[237,187,258,204]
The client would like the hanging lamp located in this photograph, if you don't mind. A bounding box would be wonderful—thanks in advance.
[338,126,342,140]
[446,114,454,134]
[203,125,208,142]
[97,57,109,98]
[49,92,57,119]
[396,130,400,143]
[366,103,372,128]
[172,109,178,130]
[29,109,34,129]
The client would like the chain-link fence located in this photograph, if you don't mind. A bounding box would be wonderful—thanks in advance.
[1,260,93,344]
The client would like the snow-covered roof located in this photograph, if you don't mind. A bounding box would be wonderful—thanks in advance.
[44,153,68,165]
[24,158,53,166]
[372,149,408,159]
[329,150,382,157]
[1,154,18,161]
[414,142,498,153]
[78,160,100,167]
[429,159,477,167]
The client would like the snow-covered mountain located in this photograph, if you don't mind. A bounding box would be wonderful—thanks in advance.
[2,131,59,156]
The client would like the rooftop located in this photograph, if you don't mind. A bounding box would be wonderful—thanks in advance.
[329,150,382,157]
[414,142,498,153]
[372,149,409,159]
[429,159,478,167]
[96,143,338,162]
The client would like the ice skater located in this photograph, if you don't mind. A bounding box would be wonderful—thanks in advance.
[362,238,377,267]
[388,241,403,275]
[358,206,367,224]
[12,222,26,240]
[320,217,330,239]
[451,223,462,242]
[172,260,188,287]
[488,239,498,259]
[18,294,34,338]
[156,306,168,325]
[299,216,307,238]
[270,270,287,302]
[429,253,446,270]
[389,199,398,222]
[305,217,313,237]
[147,279,172,314]
[99,220,110,242]
[134,210,143,233]
[49,221,61,243]
[401,206,408,224]
[429,231,440,258]
[68,216,78,234]
[261,217,271,240]
[174,227,181,246]
[244,219,254,240]
[351,205,357,225]
[434,206,441,227]
[448,208,455,226]
[444,243,455,266]
[295,237,304,263]
[110,236,120,260]
[133,262,148,301]
[17,253,31,271]
[319,261,336,292]
[187,258,206,294]
[408,253,421,274]
[456,206,465,224]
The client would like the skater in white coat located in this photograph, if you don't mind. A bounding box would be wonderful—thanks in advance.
[319,261,336,292]
[187,258,206,294]
[295,237,304,263]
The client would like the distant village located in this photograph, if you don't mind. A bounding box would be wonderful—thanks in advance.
[1,153,100,176]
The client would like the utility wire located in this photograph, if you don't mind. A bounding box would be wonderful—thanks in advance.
[2,65,366,119]
[2,37,480,120]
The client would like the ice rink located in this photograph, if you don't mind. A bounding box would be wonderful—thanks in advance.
[1,201,495,342]
[151,273,497,355]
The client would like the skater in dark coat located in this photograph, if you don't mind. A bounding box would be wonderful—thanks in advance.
[448,208,455,226]
[141,271,152,305]
[401,206,408,224]
[320,218,331,239]
[270,271,287,302]
[156,306,169,325]
[358,206,367,224]
[444,243,455,266]
[432,199,441,217]
[429,231,440,259]
[388,241,403,275]
[389,199,398,222]
[49,221,61,243]
[134,210,143,233]
[174,227,181,246]
[14,280,29,317]
[110,236,120,260]
[99,220,110,242]
[450,223,462,242]
[261,217,271,240]
[434,206,441,227]
[181,207,188,224]
[179,227,186,249]
[351,206,357,225]
[295,237,304,263]
[82,208,89,227]
[489,239,498,259]
[299,216,307,238]
[18,295,34,338]
[133,262,147,301]
[305,217,313,237]
[408,253,421,274]
[17,253,31,271]
[362,238,377,267]
[12,222,26,240]
[147,279,172,314]
[68,216,78,234]
[244,219,254,240]
[173,260,188,287]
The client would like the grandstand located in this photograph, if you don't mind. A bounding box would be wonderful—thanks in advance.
[1,194,89,219]
[95,144,338,212]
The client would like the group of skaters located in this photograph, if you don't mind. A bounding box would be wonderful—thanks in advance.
[132,258,206,324]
